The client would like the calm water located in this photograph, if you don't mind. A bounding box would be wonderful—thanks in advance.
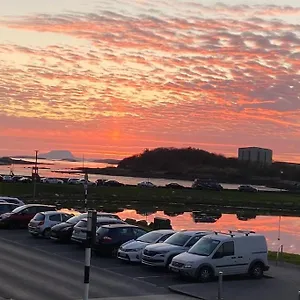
[116,210,300,254]
[1,158,283,191]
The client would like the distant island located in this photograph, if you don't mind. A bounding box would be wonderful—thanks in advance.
[0,157,37,165]
[39,150,75,160]
[75,147,300,189]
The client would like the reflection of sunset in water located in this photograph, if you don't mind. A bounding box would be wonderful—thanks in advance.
[118,210,300,254]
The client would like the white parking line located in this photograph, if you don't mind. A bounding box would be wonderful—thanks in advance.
[0,236,160,288]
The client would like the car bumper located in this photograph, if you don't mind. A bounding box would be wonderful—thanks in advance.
[28,226,43,235]
[71,236,85,244]
[169,264,197,277]
[117,250,142,262]
[141,256,165,267]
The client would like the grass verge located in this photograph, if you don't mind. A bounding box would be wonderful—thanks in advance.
[268,251,300,265]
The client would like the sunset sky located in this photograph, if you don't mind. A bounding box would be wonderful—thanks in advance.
[0,0,299,161]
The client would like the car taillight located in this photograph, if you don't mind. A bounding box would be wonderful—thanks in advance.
[102,236,112,241]
[38,221,44,226]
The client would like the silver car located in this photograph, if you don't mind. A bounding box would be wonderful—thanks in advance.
[71,216,126,244]
[141,230,213,268]
[28,211,72,237]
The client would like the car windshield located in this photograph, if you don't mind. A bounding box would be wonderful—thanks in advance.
[66,213,87,224]
[188,237,220,256]
[164,232,191,246]
[137,231,163,243]
[33,213,45,221]
[11,206,26,214]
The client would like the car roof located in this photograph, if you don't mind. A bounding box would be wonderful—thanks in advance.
[101,224,138,229]
[0,202,18,206]
[39,211,66,215]
[80,217,123,222]
[21,204,56,208]
[148,229,175,234]
[178,230,213,236]
[0,197,20,200]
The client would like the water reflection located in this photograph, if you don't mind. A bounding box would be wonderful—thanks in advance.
[117,210,300,254]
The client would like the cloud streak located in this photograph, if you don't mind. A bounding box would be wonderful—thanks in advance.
[0,1,299,160]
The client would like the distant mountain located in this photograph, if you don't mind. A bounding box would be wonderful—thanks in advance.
[39,150,75,160]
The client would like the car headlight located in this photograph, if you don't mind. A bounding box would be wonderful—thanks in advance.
[129,248,143,252]
[184,262,194,268]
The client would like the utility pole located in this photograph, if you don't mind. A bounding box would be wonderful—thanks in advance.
[33,150,38,201]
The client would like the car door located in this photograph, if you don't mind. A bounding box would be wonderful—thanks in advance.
[49,214,62,227]
[211,241,237,276]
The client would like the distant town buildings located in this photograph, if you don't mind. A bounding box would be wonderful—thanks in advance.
[238,147,273,165]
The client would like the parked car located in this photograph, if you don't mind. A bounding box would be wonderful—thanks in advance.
[95,179,107,186]
[238,185,258,192]
[0,202,19,215]
[28,211,73,237]
[0,204,56,228]
[50,212,120,242]
[103,180,124,187]
[18,177,32,183]
[169,231,269,282]
[2,175,13,182]
[141,230,212,268]
[93,224,148,256]
[165,183,185,189]
[117,229,175,262]
[67,178,80,185]
[71,216,125,244]
[0,197,25,206]
[137,181,156,188]
[192,180,223,191]
[41,178,64,184]
[76,179,95,186]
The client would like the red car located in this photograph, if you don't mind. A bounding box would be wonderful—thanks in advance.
[0,204,56,229]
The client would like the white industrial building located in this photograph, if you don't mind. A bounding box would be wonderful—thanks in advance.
[238,147,273,165]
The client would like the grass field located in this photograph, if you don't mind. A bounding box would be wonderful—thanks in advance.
[1,182,300,215]
[268,251,300,265]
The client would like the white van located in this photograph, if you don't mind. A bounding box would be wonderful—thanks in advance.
[0,197,25,206]
[169,231,269,282]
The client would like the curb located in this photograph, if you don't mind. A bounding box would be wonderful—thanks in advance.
[168,286,205,300]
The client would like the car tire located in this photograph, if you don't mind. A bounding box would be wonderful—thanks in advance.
[43,228,51,238]
[197,266,213,282]
[249,262,263,279]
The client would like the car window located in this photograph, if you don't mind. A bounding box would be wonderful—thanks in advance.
[27,207,39,214]
[186,235,203,247]
[133,228,147,238]
[49,214,61,222]
[164,232,191,246]
[33,213,45,221]
[158,233,174,242]
[214,241,234,257]
[189,238,220,256]
[118,227,134,236]
[62,214,71,222]
[0,205,9,213]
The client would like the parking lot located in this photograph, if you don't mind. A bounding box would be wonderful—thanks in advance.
[0,229,190,300]
[1,230,300,300]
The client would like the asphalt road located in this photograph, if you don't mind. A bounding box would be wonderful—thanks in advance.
[0,230,187,300]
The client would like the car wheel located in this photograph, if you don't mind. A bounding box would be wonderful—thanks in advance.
[197,266,213,282]
[43,228,51,238]
[249,263,263,279]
